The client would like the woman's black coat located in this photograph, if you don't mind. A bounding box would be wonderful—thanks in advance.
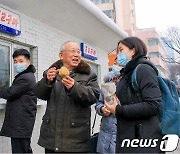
[115,56,163,153]
[0,65,37,138]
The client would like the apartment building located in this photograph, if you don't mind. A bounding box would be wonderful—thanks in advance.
[90,0,136,67]
[136,28,169,78]
[90,0,136,36]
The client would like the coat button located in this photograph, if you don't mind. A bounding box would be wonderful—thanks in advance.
[55,148,58,151]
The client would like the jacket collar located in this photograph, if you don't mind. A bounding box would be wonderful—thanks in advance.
[15,64,36,79]
[49,60,91,75]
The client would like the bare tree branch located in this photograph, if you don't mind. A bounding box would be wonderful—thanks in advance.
[162,27,180,55]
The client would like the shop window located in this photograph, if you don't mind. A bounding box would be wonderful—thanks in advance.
[0,41,38,107]
[0,41,12,107]
[0,44,10,88]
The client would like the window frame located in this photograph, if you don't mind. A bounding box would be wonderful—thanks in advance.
[147,38,159,46]
[0,40,38,109]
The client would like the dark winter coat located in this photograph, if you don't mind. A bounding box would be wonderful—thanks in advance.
[0,65,37,138]
[115,55,163,153]
[34,60,100,152]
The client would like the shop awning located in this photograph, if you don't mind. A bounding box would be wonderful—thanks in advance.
[0,0,128,52]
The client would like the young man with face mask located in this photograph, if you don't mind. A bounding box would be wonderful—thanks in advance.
[0,49,37,153]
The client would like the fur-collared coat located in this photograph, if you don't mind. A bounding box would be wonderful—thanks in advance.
[34,60,100,152]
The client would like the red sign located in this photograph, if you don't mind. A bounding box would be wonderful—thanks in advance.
[0,6,21,35]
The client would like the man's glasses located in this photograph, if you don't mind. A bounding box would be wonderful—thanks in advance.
[63,50,81,55]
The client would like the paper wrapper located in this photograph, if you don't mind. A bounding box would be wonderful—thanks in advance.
[101,82,116,105]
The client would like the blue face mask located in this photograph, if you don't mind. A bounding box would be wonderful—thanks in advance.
[117,52,130,67]
[111,65,121,77]
[14,64,27,73]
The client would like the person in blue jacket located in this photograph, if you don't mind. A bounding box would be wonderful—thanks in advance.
[96,72,119,153]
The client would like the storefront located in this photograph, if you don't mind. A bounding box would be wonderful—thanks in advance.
[0,0,127,152]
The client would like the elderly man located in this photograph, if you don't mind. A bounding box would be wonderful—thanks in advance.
[34,41,100,153]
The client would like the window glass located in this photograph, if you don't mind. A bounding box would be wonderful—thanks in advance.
[148,52,159,58]
[103,10,114,18]
[0,45,10,88]
[147,38,159,46]
[95,0,100,4]
[91,0,100,4]
[102,0,113,3]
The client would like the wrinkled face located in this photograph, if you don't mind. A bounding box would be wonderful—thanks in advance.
[59,42,81,71]
[13,55,30,67]
[117,43,135,59]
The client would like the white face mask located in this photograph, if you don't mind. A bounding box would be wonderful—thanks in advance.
[111,65,121,77]
[14,63,27,73]
[117,52,131,67]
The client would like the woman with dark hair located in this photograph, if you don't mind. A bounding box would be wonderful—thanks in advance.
[105,37,163,153]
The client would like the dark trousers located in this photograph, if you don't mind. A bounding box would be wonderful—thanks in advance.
[11,138,32,153]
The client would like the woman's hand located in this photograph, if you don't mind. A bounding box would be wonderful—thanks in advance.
[101,106,111,116]
[105,95,118,114]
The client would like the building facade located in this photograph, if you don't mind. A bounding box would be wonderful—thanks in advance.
[90,0,136,36]
[0,0,127,153]
[136,28,169,78]
[90,0,137,67]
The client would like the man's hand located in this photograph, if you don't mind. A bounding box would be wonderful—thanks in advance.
[101,106,111,116]
[62,76,75,90]
[47,67,58,83]
[105,95,118,114]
